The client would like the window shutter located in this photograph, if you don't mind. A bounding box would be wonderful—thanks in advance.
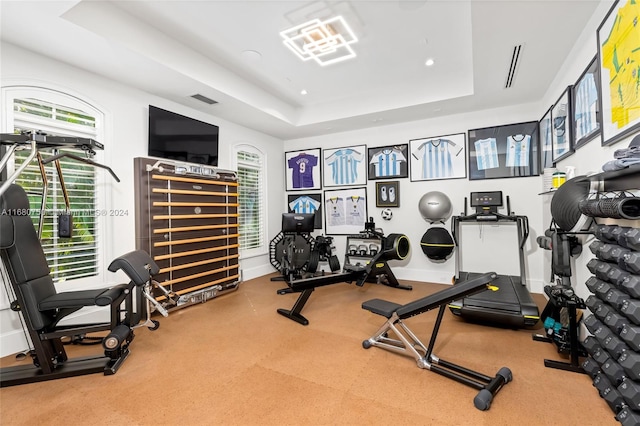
[237,150,264,251]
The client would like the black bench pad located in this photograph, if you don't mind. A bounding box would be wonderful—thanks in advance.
[362,298,403,318]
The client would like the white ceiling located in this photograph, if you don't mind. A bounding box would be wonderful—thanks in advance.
[0,1,601,140]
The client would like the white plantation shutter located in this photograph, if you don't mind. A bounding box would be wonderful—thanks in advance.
[10,96,101,283]
[236,148,265,254]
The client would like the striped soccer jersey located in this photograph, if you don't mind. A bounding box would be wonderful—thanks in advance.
[574,72,598,140]
[287,152,318,188]
[325,197,345,226]
[345,195,366,226]
[369,148,406,177]
[325,149,363,185]
[474,138,499,170]
[289,196,320,214]
[412,139,459,179]
[505,134,530,168]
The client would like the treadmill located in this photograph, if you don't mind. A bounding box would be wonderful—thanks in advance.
[448,191,540,328]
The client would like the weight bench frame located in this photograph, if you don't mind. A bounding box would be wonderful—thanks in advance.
[361,272,513,411]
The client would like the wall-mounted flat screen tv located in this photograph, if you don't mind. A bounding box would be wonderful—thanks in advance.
[148,105,219,166]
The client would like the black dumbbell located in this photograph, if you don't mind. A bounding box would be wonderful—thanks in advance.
[618,377,640,412]
[621,299,640,325]
[620,323,640,352]
[603,334,629,359]
[602,357,626,386]
[595,224,621,243]
[605,311,628,334]
[582,356,601,378]
[586,276,613,300]
[605,288,629,310]
[583,336,603,356]
[621,252,640,274]
[586,295,613,320]
[593,373,626,414]
[618,350,640,381]
[616,406,640,426]
[597,243,631,264]
[621,275,640,299]
[584,314,601,330]
[590,240,607,255]
[608,265,631,289]
[619,228,640,251]
[587,259,615,281]
[612,226,633,248]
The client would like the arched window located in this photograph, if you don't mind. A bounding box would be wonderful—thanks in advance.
[233,144,266,257]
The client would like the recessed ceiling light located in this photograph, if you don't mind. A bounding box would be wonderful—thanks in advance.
[301,89,308,95]
[425,58,435,67]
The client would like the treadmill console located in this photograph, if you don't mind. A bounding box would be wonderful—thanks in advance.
[470,191,503,217]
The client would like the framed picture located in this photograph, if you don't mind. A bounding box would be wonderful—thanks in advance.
[285,148,321,191]
[467,121,540,180]
[322,144,367,187]
[572,56,601,148]
[324,187,367,235]
[367,144,409,180]
[597,0,640,146]
[539,107,554,170]
[375,181,399,207]
[409,133,466,181]
[288,193,322,229]
[551,86,574,163]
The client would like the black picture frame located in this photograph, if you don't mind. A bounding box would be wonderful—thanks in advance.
[375,181,400,207]
[287,193,322,229]
[572,56,601,149]
[596,0,640,146]
[467,121,540,180]
[551,86,574,163]
[324,187,368,235]
[285,148,322,191]
[409,133,467,181]
[367,144,409,180]
[539,106,554,170]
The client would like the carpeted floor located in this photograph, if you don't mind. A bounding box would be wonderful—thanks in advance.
[0,273,618,425]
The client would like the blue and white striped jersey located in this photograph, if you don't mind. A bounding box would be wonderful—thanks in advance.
[325,149,363,185]
[369,148,406,177]
[289,196,320,214]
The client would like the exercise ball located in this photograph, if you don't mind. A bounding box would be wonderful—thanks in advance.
[420,227,454,261]
[550,176,591,232]
[419,191,453,223]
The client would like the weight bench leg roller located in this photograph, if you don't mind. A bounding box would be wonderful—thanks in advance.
[362,301,512,411]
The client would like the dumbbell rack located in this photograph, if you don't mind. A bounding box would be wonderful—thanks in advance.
[344,234,383,270]
[577,166,640,425]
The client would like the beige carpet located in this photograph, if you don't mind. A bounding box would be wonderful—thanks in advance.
[0,273,618,425]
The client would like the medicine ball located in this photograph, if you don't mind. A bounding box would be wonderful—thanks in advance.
[419,191,453,223]
[420,227,454,260]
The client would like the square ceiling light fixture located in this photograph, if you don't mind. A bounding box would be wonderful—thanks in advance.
[280,16,358,66]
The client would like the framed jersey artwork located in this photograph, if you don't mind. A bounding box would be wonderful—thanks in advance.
[551,86,574,163]
[322,144,367,187]
[323,187,367,235]
[367,144,409,180]
[285,148,321,191]
[572,56,601,149]
[539,107,554,170]
[468,121,541,180]
[597,0,640,146]
[409,133,466,181]
[287,193,323,229]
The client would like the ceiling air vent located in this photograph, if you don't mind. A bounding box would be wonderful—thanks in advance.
[191,94,218,105]
[504,44,523,89]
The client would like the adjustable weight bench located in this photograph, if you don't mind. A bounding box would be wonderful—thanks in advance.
[361,272,512,411]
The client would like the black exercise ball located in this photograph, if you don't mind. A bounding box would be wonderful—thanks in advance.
[550,176,591,232]
[420,227,454,261]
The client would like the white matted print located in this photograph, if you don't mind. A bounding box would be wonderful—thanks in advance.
[285,148,321,191]
[409,133,466,181]
[324,187,367,235]
[322,145,367,187]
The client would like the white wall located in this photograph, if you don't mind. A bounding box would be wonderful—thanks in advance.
[0,42,284,356]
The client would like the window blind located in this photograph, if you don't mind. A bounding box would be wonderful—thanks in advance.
[237,150,264,251]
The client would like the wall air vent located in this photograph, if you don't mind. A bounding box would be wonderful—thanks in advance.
[191,94,218,105]
[505,44,523,89]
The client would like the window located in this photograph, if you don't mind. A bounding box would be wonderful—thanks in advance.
[3,88,104,284]
[235,145,266,256]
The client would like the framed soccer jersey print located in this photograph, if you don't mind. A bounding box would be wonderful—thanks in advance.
[597,0,640,146]
[551,87,574,163]
[367,144,409,180]
[539,107,554,170]
[288,193,322,229]
[322,145,367,187]
[285,148,321,191]
[468,121,540,180]
[572,56,601,149]
[324,187,367,235]
[409,133,466,181]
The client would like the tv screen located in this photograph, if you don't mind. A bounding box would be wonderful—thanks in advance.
[282,213,315,234]
[148,105,219,166]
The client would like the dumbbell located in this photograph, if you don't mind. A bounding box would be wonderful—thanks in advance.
[621,299,640,325]
[620,323,640,352]
[608,265,631,289]
[621,275,640,299]
[619,228,640,251]
[618,377,640,411]
[593,373,626,414]
[595,224,622,244]
[586,295,613,320]
[611,226,633,248]
[582,356,601,378]
[587,259,615,282]
[602,357,626,386]
[597,243,631,264]
[620,252,640,274]
[605,288,629,311]
[616,406,640,426]
[590,240,607,255]
[583,336,604,357]
[603,334,630,359]
[618,350,640,381]
[586,276,613,300]
[604,310,628,334]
